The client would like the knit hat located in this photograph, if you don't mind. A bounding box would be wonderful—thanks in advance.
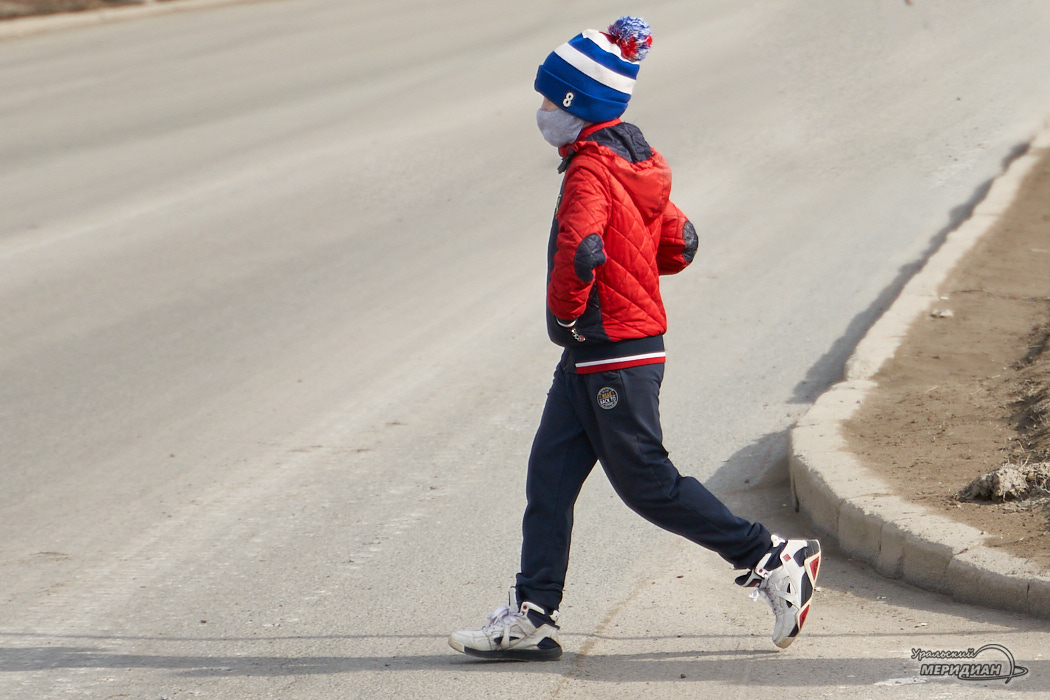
[535,16,652,124]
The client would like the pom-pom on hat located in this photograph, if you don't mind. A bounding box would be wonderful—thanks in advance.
[535,16,652,124]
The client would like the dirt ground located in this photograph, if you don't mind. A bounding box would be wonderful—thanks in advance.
[0,0,168,20]
[844,145,1050,570]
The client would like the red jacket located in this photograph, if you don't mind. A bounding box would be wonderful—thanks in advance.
[546,120,697,371]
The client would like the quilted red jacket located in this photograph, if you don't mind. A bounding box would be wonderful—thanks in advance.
[546,120,697,372]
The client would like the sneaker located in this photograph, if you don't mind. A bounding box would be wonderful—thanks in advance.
[736,535,821,649]
[448,588,562,661]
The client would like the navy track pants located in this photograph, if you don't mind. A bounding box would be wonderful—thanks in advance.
[516,362,772,614]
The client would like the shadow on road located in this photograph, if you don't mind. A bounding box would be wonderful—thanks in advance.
[790,141,1031,405]
[1,639,1046,689]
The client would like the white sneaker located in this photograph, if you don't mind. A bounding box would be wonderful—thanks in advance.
[448,588,562,661]
[736,535,821,649]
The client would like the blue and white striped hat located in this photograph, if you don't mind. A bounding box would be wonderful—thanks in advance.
[535,17,653,124]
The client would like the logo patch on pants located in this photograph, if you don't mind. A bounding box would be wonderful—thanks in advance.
[596,386,618,410]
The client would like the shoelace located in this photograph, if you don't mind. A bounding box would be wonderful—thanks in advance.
[749,579,788,614]
[749,587,772,608]
[482,604,516,633]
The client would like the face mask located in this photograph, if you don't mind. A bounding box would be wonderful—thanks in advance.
[536,108,586,147]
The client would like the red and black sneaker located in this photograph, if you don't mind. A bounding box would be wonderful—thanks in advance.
[736,535,821,648]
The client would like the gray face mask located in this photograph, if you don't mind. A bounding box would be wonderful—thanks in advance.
[536,108,586,147]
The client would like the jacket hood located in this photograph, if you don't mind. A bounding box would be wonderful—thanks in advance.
[563,121,671,222]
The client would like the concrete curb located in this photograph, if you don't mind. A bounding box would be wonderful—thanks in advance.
[0,0,261,40]
[789,121,1050,618]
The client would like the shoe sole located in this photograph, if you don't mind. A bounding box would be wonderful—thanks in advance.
[776,539,821,649]
[458,644,563,661]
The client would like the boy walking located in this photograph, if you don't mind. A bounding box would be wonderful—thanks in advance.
[449,17,820,661]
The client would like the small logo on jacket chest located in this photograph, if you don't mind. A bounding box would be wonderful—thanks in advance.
[596,387,619,410]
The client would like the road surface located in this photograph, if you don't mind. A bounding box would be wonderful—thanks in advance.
[3,0,1050,697]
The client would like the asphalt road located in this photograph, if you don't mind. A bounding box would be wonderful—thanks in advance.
[3,0,1050,697]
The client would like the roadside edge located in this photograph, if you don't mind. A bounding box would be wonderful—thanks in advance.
[789,120,1050,618]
